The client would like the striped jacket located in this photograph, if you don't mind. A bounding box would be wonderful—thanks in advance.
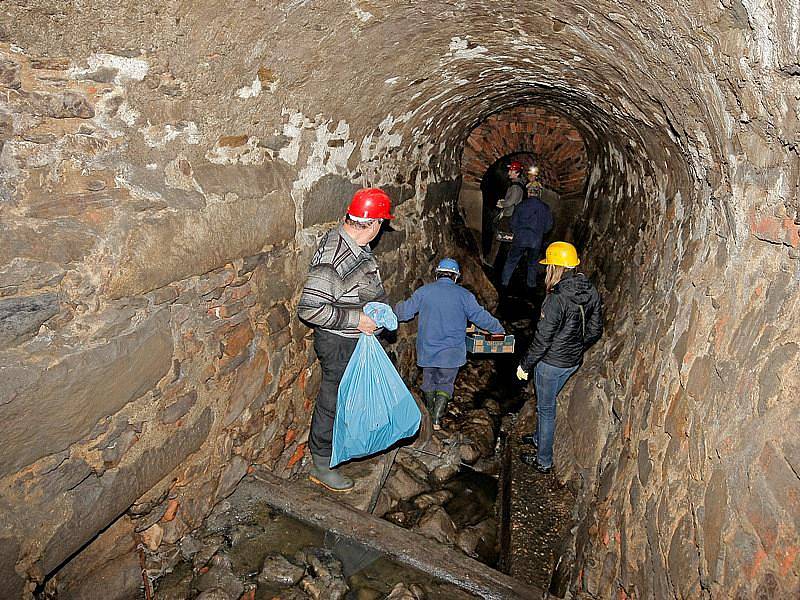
[297,224,386,338]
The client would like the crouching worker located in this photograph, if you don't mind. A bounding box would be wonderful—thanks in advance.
[395,258,504,430]
[516,242,603,473]
[297,188,395,492]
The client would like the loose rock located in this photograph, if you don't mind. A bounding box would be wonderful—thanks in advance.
[414,506,458,545]
[458,442,481,465]
[179,534,202,560]
[395,453,430,482]
[140,523,164,551]
[258,554,305,587]
[385,582,424,600]
[297,548,348,600]
[193,562,244,599]
[383,466,429,502]
[196,588,232,600]
[384,510,418,527]
[412,490,454,510]
[429,464,460,486]
[192,536,224,571]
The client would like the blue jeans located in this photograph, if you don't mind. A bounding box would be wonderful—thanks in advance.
[501,244,541,287]
[534,361,579,468]
[421,366,459,396]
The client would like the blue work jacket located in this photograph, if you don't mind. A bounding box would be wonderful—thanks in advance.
[395,278,504,368]
[510,195,553,249]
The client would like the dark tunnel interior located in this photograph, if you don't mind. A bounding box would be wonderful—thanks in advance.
[0,2,798,599]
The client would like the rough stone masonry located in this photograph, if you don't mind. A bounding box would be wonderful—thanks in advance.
[0,1,798,599]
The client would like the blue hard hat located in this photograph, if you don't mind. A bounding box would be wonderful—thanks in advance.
[436,258,460,274]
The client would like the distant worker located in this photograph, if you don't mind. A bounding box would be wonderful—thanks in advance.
[526,164,544,199]
[487,160,528,267]
[499,169,553,292]
[516,242,603,473]
[395,258,505,430]
[298,188,395,492]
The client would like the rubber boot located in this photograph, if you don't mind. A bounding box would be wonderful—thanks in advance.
[308,454,354,492]
[431,391,451,431]
[423,391,436,415]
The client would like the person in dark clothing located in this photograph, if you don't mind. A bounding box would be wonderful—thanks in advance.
[500,185,553,290]
[395,258,504,429]
[516,242,603,473]
[297,188,395,492]
[487,160,528,267]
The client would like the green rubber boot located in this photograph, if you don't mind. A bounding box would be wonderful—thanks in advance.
[431,391,451,431]
[309,454,354,492]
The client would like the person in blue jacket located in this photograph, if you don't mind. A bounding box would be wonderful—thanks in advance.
[500,185,554,291]
[395,258,505,429]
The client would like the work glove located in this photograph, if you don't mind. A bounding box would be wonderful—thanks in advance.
[516,365,528,381]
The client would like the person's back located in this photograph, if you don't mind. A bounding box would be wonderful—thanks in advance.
[497,179,528,219]
[501,193,554,289]
[412,278,480,366]
[396,259,503,428]
[516,242,603,473]
[511,194,553,249]
[523,271,602,370]
[398,275,504,367]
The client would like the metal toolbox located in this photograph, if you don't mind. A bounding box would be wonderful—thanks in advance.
[466,324,515,354]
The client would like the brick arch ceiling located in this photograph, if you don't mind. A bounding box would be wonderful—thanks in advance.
[462,107,587,195]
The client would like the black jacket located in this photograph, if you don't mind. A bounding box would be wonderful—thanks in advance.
[521,272,603,370]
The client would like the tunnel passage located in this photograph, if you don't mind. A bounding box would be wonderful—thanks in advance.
[457,106,588,264]
[1,2,799,599]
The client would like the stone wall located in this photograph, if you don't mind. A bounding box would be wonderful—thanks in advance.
[0,19,477,595]
[548,44,800,600]
[555,119,800,598]
[1,1,799,598]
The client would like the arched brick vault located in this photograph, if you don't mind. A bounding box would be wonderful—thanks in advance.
[1,1,799,599]
[462,107,588,195]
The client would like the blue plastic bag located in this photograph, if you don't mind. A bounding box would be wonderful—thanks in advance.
[331,334,421,467]
[363,301,398,331]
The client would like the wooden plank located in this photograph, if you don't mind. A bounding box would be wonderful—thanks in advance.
[251,468,544,600]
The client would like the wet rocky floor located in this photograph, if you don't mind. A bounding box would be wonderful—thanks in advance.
[370,360,503,565]
[504,432,575,591]
[153,485,479,600]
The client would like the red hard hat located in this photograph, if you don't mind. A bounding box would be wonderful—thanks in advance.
[347,188,394,220]
[508,160,523,172]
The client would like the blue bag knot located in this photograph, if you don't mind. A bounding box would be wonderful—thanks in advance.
[364,301,398,331]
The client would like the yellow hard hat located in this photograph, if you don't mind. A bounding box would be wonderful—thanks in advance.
[540,241,580,267]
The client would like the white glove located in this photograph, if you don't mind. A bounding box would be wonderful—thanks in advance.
[516,365,528,381]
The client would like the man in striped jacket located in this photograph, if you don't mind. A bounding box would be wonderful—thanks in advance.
[297,188,395,492]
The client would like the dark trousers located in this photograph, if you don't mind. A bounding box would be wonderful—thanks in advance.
[309,329,358,459]
[487,214,512,267]
[501,243,541,288]
[421,366,460,396]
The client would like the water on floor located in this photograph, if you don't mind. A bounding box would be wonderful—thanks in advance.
[154,499,479,600]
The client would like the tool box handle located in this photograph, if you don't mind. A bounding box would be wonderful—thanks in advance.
[485,333,506,341]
